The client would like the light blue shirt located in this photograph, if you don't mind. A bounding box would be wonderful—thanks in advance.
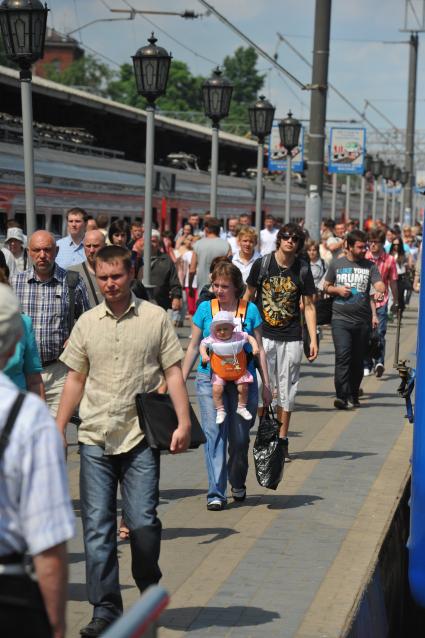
[56,235,86,268]
[3,314,42,390]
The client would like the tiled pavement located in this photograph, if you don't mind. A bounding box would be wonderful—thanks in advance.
[66,306,417,638]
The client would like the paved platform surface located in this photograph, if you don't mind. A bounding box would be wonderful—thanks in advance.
[65,304,417,638]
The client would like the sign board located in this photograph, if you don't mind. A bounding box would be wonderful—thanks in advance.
[268,123,304,172]
[328,127,366,175]
[415,170,425,193]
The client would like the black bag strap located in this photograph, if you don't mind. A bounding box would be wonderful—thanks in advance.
[0,392,25,462]
[66,270,80,334]
[82,262,99,305]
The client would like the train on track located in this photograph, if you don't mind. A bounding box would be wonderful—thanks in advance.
[0,141,352,237]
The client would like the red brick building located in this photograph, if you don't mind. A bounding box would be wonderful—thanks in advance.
[34,28,84,77]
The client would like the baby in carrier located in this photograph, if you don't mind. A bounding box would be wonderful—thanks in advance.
[200,310,259,424]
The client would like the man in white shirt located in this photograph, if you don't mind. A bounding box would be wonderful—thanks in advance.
[260,214,278,255]
[0,284,74,638]
[221,216,239,255]
[56,208,88,269]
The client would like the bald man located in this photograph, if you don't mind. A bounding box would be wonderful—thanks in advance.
[68,230,105,307]
[10,231,90,415]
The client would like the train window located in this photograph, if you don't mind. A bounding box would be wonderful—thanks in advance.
[36,214,46,230]
[0,213,6,236]
[15,213,26,233]
[170,208,178,235]
[51,215,63,236]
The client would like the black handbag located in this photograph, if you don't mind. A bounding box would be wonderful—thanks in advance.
[135,392,206,451]
[315,296,333,325]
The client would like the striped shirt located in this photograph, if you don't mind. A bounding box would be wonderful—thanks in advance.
[56,234,86,269]
[11,264,90,365]
[0,373,75,556]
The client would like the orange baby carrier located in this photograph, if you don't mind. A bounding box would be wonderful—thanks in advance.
[209,299,248,382]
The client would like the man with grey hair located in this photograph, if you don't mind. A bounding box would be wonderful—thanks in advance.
[0,284,74,638]
[11,231,90,415]
[69,230,105,307]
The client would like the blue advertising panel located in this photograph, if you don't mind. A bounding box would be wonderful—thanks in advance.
[328,127,366,175]
[267,123,304,172]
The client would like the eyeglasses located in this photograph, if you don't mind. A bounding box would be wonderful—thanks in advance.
[369,240,382,245]
[392,243,401,247]
[281,233,299,243]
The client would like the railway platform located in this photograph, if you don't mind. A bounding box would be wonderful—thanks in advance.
[65,303,417,638]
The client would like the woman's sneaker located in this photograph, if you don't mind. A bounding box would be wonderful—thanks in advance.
[207,499,225,511]
[236,405,252,420]
[231,486,246,502]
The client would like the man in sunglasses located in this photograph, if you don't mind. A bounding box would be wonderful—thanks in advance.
[363,229,398,378]
[246,223,318,461]
[324,230,385,409]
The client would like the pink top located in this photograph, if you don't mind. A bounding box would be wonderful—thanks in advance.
[365,250,397,308]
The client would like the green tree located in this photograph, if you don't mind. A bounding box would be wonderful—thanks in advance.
[43,54,114,96]
[222,46,265,134]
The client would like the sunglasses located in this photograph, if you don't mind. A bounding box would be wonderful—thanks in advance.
[281,233,300,243]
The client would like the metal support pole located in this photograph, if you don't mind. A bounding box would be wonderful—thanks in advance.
[210,124,219,217]
[331,173,337,220]
[285,154,292,224]
[143,104,155,287]
[383,185,388,224]
[20,71,36,236]
[359,174,366,230]
[255,142,264,242]
[345,175,351,219]
[404,33,419,225]
[399,187,405,225]
[372,178,378,221]
[391,190,396,227]
[305,0,332,240]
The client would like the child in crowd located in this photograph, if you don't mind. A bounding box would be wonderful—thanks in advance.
[200,311,259,424]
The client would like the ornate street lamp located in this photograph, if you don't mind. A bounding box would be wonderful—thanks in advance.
[248,95,275,240]
[0,0,48,235]
[132,33,171,287]
[202,67,233,217]
[371,156,383,221]
[359,153,373,229]
[278,111,301,223]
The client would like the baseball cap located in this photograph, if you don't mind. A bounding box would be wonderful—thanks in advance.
[5,227,25,245]
[0,283,22,358]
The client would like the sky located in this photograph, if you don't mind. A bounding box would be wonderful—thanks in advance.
[47,0,424,161]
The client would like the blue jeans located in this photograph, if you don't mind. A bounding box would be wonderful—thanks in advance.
[364,304,388,369]
[196,372,258,503]
[79,440,161,622]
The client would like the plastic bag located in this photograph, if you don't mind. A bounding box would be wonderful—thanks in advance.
[368,328,382,360]
[253,407,284,490]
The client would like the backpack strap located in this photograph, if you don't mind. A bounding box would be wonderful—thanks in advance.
[258,253,272,287]
[211,298,220,317]
[82,262,99,305]
[66,270,80,334]
[0,392,25,463]
[236,298,248,327]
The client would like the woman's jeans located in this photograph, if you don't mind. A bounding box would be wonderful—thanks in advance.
[196,372,258,503]
[79,440,161,622]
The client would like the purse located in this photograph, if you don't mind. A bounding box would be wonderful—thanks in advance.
[135,392,206,451]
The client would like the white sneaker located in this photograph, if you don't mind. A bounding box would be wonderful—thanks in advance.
[363,368,371,377]
[236,406,252,420]
[216,410,226,424]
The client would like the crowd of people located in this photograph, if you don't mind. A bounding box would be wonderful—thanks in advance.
[0,207,422,637]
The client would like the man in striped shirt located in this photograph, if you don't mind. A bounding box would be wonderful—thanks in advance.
[11,231,90,415]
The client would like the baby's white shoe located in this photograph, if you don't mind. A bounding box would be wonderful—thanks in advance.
[236,405,252,420]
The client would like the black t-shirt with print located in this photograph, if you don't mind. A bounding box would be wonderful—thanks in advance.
[246,253,316,341]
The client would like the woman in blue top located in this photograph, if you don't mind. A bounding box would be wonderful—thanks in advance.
[183,260,271,510]
[3,313,45,397]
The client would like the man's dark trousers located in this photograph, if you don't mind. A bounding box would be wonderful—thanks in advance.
[332,319,371,402]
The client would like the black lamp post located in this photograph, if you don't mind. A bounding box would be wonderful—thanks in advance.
[360,153,373,228]
[381,162,395,224]
[0,0,48,235]
[390,166,401,226]
[202,67,233,217]
[248,95,275,240]
[371,156,383,220]
[132,33,171,287]
[399,169,410,225]
[278,111,301,223]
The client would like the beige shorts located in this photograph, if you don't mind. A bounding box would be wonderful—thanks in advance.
[257,338,303,411]
[41,360,68,417]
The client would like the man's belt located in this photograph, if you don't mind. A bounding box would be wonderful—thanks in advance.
[42,359,59,368]
[0,552,23,565]
[0,553,26,576]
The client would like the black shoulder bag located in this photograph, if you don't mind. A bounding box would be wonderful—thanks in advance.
[0,393,25,462]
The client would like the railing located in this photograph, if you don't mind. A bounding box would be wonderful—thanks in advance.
[102,586,169,638]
